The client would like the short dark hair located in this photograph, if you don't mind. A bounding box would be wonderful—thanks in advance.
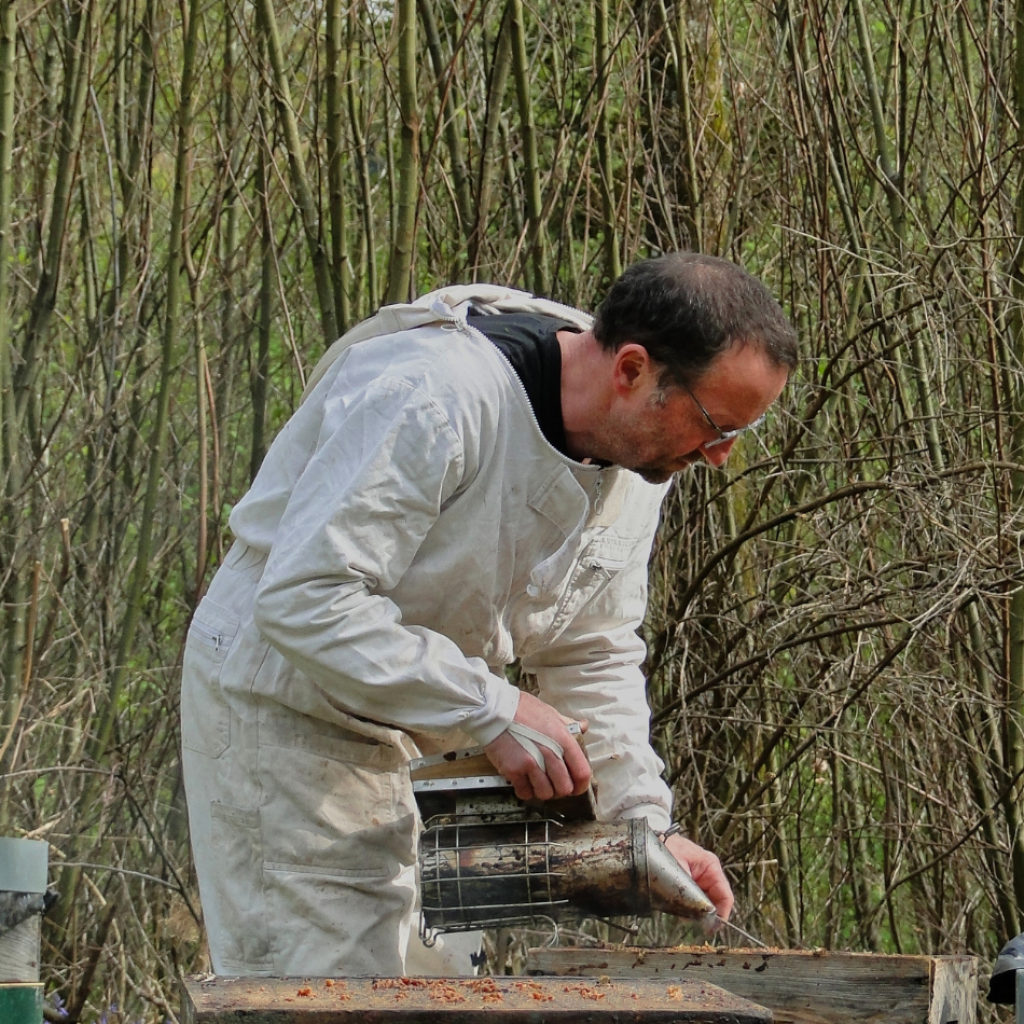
[593,252,798,387]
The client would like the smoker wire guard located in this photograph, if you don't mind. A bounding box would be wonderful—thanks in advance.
[417,813,704,943]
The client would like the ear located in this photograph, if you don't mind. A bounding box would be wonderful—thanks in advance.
[611,343,656,396]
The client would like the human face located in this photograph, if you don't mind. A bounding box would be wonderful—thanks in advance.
[598,344,789,483]
[679,380,768,448]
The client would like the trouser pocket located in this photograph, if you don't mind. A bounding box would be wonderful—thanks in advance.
[187,698,421,976]
[256,711,419,974]
[205,801,274,973]
[258,720,417,874]
[262,861,417,976]
[181,597,240,758]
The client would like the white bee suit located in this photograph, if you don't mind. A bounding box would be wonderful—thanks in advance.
[180,286,673,976]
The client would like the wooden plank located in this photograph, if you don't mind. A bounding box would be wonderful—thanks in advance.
[928,956,976,1024]
[181,974,773,1023]
[0,916,41,984]
[525,947,977,1024]
[410,751,503,782]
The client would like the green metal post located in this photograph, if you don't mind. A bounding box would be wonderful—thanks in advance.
[0,837,48,1024]
[0,983,43,1023]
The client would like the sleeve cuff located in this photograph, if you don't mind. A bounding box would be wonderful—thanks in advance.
[461,678,521,746]
[616,802,672,833]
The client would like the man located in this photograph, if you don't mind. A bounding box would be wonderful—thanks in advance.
[180,252,797,977]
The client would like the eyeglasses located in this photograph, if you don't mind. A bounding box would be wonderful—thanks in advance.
[680,381,767,449]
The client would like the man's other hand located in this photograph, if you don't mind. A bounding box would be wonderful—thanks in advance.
[664,834,734,921]
[483,691,592,802]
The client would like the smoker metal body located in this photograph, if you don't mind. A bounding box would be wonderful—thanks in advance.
[418,812,715,934]
[411,736,715,937]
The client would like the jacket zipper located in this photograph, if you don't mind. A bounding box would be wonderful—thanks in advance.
[447,310,604,478]
[189,619,232,651]
[439,302,609,644]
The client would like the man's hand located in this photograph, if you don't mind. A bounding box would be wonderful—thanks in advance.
[483,691,592,802]
[664,834,734,921]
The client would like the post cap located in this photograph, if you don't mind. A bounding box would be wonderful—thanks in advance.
[0,839,48,893]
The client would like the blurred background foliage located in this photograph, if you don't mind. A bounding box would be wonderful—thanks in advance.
[0,0,1023,1019]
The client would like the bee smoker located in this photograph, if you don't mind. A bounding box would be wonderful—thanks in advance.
[410,739,715,937]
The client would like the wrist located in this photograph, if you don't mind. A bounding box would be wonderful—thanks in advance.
[616,802,672,833]
[460,679,520,746]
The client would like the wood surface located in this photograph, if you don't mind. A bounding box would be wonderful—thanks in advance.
[410,751,505,782]
[525,946,978,1024]
[410,732,589,784]
[181,974,773,1023]
[0,916,40,984]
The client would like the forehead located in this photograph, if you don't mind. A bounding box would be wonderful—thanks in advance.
[688,345,789,418]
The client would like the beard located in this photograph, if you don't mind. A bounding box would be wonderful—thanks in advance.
[569,392,702,482]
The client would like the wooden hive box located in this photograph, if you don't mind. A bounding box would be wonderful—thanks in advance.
[181,974,774,1023]
[525,947,978,1024]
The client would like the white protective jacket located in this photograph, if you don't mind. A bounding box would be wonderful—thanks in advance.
[228,284,673,827]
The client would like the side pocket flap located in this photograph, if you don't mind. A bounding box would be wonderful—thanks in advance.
[188,597,241,652]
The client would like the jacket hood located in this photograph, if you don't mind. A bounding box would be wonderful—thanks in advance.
[302,285,592,402]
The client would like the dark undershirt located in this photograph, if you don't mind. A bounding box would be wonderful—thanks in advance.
[466,310,579,456]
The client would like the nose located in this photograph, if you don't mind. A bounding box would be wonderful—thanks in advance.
[701,438,736,467]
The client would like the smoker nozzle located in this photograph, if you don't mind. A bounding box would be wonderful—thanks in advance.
[643,824,716,923]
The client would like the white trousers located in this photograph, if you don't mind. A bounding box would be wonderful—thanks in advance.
[181,543,479,976]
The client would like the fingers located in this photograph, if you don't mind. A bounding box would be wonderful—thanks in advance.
[506,692,591,799]
[539,743,574,799]
[664,834,734,921]
[482,692,594,801]
[509,770,537,802]
[693,861,734,921]
[501,738,574,802]
[483,701,591,801]
[530,722,589,798]
[560,733,592,795]
[524,751,556,801]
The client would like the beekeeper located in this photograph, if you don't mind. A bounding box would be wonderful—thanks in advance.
[180,252,797,977]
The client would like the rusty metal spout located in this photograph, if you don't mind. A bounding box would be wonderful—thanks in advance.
[642,825,716,922]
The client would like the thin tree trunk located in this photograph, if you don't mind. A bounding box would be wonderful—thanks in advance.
[215,2,241,531]
[326,0,350,328]
[254,0,338,343]
[386,0,419,304]
[852,0,904,239]
[348,9,377,312]
[508,0,545,293]
[0,0,19,774]
[1003,0,1024,916]
[418,0,473,244]
[89,0,201,765]
[50,0,200,940]
[15,0,93,419]
[469,4,513,275]
[192,287,210,594]
[251,55,273,483]
[771,749,800,946]
[594,0,620,283]
[658,0,700,248]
